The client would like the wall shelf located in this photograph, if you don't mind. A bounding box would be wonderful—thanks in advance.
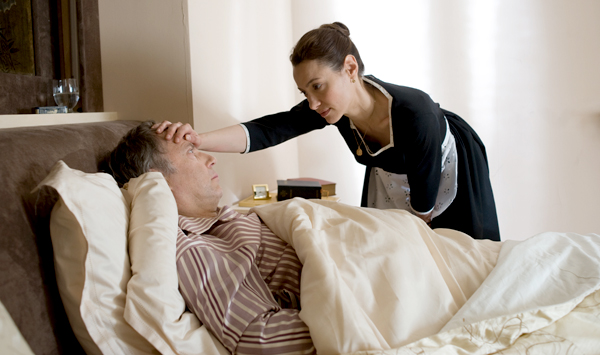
[0,112,120,129]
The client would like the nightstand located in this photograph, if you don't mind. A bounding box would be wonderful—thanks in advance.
[231,192,341,214]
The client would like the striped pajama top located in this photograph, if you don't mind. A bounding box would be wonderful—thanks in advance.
[176,206,315,354]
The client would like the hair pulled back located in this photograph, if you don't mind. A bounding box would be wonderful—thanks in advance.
[290,22,364,76]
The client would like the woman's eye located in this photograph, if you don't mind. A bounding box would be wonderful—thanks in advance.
[313,84,321,90]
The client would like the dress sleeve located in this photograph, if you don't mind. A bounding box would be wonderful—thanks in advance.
[243,100,328,152]
[399,103,445,214]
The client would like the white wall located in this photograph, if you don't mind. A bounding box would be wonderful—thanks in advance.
[98,0,193,124]
[250,0,600,241]
[291,1,367,207]
[187,0,300,204]
[485,1,600,240]
[420,0,600,240]
[99,0,600,241]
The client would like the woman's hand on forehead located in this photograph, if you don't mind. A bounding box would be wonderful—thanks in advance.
[152,120,200,147]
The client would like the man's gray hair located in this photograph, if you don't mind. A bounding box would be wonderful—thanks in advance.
[108,121,176,186]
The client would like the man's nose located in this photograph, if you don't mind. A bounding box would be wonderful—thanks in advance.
[198,151,217,166]
[206,154,217,167]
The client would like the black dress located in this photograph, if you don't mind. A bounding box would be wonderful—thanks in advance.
[242,75,500,241]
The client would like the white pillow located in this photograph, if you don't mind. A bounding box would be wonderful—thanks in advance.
[123,172,228,355]
[0,300,34,355]
[37,160,157,355]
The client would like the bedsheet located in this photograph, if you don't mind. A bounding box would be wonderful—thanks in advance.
[252,198,600,355]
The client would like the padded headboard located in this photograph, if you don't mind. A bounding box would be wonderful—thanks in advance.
[0,120,140,354]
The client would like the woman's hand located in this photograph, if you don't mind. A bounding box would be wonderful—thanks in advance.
[415,210,433,227]
[153,121,248,153]
[152,120,200,147]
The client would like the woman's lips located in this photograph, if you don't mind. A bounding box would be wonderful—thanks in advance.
[320,108,331,118]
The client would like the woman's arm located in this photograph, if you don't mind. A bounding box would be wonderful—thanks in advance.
[154,100,327,154]
[153,121,247,153]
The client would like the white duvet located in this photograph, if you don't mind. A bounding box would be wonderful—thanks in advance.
[252,198,600,355]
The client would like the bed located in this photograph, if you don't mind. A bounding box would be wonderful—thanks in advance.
[2,120,599,354]
[40,161,600,355]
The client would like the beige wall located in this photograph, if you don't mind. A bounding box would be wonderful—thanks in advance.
[98,0,193,124]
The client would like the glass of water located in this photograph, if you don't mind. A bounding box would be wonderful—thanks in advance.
[53,78,80,113]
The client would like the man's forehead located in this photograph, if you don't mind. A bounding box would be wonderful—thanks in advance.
[156,130,191,152]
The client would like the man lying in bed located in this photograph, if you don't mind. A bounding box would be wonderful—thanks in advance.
[109,121,315,355]
[108,121,600,355]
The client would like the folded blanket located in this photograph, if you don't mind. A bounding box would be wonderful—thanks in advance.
[252,198,600,354]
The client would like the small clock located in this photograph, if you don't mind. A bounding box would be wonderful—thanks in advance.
[252,184,270,200]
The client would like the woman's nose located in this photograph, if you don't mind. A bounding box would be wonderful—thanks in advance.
[307,95,320,111]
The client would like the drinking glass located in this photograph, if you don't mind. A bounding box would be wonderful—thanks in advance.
[53,78,80,113]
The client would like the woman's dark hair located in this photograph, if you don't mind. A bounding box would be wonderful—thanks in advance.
[107,120,175,187]
[290,22,364,75]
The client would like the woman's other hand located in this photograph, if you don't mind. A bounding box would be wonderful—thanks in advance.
[415,210,433,227]
[152,121,201,148]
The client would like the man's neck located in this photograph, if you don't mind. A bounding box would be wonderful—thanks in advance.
[196,211,219,218]
[185,207,220,219]
[177,201,221,219]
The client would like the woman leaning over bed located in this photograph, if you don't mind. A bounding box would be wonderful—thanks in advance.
[155,22,500,241]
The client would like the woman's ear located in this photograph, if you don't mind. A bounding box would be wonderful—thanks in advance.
[344,54,359,79]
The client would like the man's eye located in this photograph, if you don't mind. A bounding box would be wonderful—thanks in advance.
[313,84,321,90]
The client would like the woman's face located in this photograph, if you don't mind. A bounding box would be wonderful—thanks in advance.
[293,60,353,124]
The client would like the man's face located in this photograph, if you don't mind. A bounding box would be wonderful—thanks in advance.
[160,134,222,217]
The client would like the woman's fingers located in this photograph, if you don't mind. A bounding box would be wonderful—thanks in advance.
[152,121,199,146]
[173,124,196,143]
[164,122,185,141]
[152,120,172,133]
